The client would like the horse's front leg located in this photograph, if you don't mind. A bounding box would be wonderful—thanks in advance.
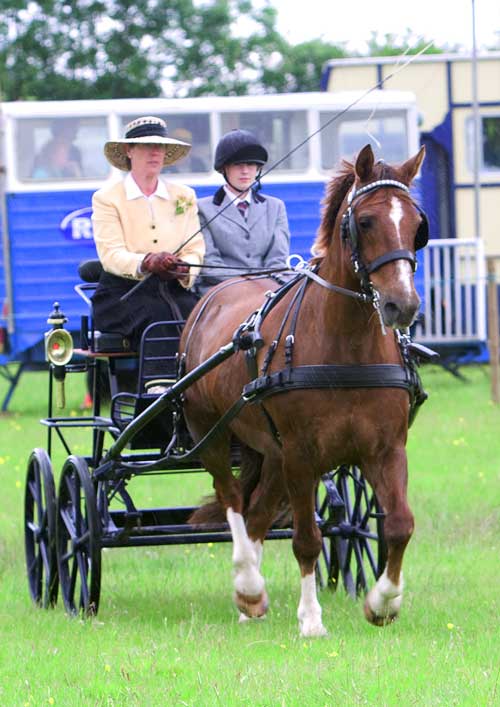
[197,436,268,620]
[226,507,268,618]
[362,448,414,626]
[236,448,288,623]
[285,452,327,637]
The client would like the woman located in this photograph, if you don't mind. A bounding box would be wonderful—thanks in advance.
[196,129,290,295]
[91,116,205,350]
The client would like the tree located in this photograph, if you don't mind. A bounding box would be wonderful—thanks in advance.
[366,30,448,57]
[0,0,287,100]
[0,2,454,102]
[261,39,348,93]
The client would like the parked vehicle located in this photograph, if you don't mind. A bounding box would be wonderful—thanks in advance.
[323,52,500,362]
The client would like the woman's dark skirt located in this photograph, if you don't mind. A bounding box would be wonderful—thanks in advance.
[91,271,199,351]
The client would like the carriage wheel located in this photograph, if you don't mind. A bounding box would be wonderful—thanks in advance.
[56,455,101,616]
[316,465,387,598]
[24,448,58,608]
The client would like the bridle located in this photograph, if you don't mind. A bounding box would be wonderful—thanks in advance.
[340,178,429,297]
[287,178,430,334]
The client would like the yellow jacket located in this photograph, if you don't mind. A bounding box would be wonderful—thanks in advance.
[91,178,205,289]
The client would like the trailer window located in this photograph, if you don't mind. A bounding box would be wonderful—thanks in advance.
[220,110,309,172]
[466,115,500,173]
[320,112,408,170]
[120,113,211,175]
[482,116,500,170]
[16,117,109,182]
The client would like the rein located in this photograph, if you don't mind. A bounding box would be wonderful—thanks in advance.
[293,264,370,303]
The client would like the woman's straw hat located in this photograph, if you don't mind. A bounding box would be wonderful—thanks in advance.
[104,116,191,171]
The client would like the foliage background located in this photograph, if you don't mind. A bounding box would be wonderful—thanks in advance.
[0,0,450,101]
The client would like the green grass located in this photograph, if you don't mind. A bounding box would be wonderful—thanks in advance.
[0,365,499,706]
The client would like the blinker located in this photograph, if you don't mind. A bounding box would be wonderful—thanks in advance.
[414,205,429,250]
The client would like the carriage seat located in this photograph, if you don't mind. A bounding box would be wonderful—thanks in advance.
[77,259,134,354]
[77,260,185,446]
[109,319,184,448]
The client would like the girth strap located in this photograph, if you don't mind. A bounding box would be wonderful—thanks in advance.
[242,364,411,401]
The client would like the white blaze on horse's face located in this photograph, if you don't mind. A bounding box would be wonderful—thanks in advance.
[389,195,415,296]
[368,192,420,329]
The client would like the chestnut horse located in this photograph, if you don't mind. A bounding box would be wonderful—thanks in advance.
[179,144,426,636]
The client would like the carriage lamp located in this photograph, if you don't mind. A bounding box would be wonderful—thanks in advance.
[44,302,74,409]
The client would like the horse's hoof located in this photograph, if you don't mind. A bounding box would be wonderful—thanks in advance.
[363,601,399,626]
[299,621,328,638]
[234,589,269,618]
[238,612,266,623]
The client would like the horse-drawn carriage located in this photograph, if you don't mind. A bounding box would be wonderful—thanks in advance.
[24,145,436,636]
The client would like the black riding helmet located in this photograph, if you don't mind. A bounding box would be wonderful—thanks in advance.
[214,129,268,172]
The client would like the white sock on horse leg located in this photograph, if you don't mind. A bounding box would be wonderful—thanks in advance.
[367,568,404,617]
[297,572,327,637]
[226,508,264,597]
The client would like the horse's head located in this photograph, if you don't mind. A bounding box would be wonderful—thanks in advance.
[315,143,427,329]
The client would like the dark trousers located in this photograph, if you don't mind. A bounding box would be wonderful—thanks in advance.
[91,272,199,351]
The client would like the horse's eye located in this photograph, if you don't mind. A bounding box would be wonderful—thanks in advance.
[358,216,373,230]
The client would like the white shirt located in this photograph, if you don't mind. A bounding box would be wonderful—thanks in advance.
[124,172,170,202]
[223,184,250,208]
[124,173,171,275]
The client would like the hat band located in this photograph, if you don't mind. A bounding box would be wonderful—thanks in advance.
[125,124,169,139]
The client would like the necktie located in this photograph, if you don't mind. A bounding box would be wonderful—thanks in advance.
[237,201,248,220]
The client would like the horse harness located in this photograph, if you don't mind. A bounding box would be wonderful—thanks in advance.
[232,179,433,435]
[233,274,431,438]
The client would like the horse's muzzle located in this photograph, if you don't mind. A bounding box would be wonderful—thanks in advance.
[380,294,420,329]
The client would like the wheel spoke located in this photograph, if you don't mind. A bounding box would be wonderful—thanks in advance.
[362,539,377,576]
[34,471,43,522]
[60,548,74,564]
[68,555,78,603]
[64,473,79,513]
[40,541,50,575]
[28,480,39,507]
[76,553,90,608]
[60,507,78,541]
[26,520,40,535]
[352,539,368,594]
[39,508,48,534]
[77,529,90,548]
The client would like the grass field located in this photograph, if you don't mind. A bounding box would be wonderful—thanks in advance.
[0,364,499,706]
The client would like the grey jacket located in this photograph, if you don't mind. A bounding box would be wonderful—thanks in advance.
[197,186,290,294]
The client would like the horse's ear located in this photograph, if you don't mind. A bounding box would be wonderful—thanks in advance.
[400,145,426,184]
[354,144,375,182]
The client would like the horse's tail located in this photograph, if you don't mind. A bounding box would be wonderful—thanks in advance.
[188,443,264,524]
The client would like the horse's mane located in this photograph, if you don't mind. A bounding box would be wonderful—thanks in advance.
[312,157,401,258]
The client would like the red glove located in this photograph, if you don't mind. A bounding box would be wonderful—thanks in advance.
[142,252,189,281]
[169,259,189,282]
